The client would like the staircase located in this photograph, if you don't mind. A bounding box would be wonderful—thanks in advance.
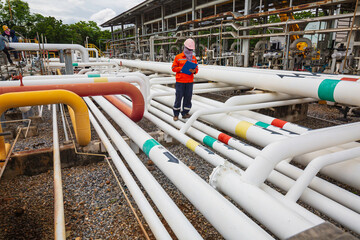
[86,43,105,58]
[336,18,352,43]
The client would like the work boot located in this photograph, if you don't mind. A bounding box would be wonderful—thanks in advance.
[173,116,179,121]
[182,114,191,119]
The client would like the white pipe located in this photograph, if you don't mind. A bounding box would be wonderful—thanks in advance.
[149,98,360,213]
[87,110,172,239]
[118,60,360,108]
[242,122,360,187]
[180,98,315,133]
[153,89,360,189]
[224,92,299,105]
[149,91,360,212]
[92,95,273,240]
[86,48,99,61]
[85,98,201,239]
[117,95,321,238]
[52,105,66,240]
[46,62,119,73]
[286,146,360,202]
[9,42,89,62]
[209,163,317,239]
[59,104,69,142]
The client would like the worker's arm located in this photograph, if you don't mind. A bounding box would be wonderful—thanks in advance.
[171,56,182,73]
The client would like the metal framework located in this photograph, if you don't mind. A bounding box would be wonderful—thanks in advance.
[101,0,360,74]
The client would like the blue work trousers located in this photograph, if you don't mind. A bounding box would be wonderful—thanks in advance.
[173,82,193,117]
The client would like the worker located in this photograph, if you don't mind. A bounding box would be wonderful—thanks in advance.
[2,25,19,60]
[0,35,13,65]
[171,38,198,121]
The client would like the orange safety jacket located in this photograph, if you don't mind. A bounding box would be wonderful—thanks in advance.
[171,52,198,83]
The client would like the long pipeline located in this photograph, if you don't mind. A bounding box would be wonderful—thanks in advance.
[119,59,360,107]
[0,82,144,122]
[93,96,273,240]
[9,42,89,62]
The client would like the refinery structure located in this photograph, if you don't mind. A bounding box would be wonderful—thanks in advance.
[0,0,360,239]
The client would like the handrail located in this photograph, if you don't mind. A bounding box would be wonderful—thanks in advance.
[0,90,91,159]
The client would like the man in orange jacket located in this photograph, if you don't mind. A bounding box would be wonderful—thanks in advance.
[171,38,198,121]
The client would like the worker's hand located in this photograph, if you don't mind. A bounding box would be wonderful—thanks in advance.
[189,69,196,74]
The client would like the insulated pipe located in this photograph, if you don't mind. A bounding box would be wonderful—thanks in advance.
[9,42,89,62]
[153,89,360,189]
[180,98,315,133]
[146,98,360,232]
[0,90,90,159]
[52,105,66,240]
[118,60,360,108]
[144,112,314,239]
[224,92,299,105]
[286,146,360,202]
[87,111,173,240]
[118,95,321,238]
[0,82,145,122]
[86,48,99,61]
[149,97,360,212]
[85,98,202,239]
[47,62,119,72]
[93,96,273,240]
[242,122,360,187]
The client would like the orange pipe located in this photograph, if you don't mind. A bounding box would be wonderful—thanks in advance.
[0,82,145,122]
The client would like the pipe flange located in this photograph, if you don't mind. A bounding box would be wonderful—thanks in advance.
[209,161,241,190]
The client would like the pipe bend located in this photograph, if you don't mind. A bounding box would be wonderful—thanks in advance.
[0,90,91,159]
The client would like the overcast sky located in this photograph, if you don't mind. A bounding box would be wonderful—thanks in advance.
[24,0,144,28]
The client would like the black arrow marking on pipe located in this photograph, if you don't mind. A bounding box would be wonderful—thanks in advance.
[199,145,215,155]
[221,143,234,150]
[164,152,179,164]
[277,72,322,79]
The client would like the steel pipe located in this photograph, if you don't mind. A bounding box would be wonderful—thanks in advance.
[0,82,145,122]
[93,95,273,240]
[9,42,89,62]
[52,105,66,240]
[87,110,173,239]
[85,98,202,239]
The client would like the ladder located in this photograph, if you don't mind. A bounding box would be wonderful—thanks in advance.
[86,43,105,57]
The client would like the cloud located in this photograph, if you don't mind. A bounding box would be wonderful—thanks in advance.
[25,0,144,25]
[90,8,116,26]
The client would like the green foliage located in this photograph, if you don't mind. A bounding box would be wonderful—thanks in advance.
[0,0,110,50]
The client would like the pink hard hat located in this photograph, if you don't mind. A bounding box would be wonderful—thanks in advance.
[184,38,195,50]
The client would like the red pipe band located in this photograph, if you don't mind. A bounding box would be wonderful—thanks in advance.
[0,82,145,122]
[218,133,232,144]
[271,119,287,128]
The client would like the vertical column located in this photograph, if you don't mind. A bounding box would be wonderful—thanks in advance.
[64,50,73,75]
[242,0,251,67]
[111,25,115,57]
[161,5,165,32]
[135,17,139,53]
[191,0,196,30]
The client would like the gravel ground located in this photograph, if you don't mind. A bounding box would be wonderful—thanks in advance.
[1,98,360,239]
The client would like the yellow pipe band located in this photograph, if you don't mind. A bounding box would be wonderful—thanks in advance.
[235,121,253,140]
[186,139,200,152]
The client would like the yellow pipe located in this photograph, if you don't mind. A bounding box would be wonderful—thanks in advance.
[0,90,91,160]
[67,105,78,140]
